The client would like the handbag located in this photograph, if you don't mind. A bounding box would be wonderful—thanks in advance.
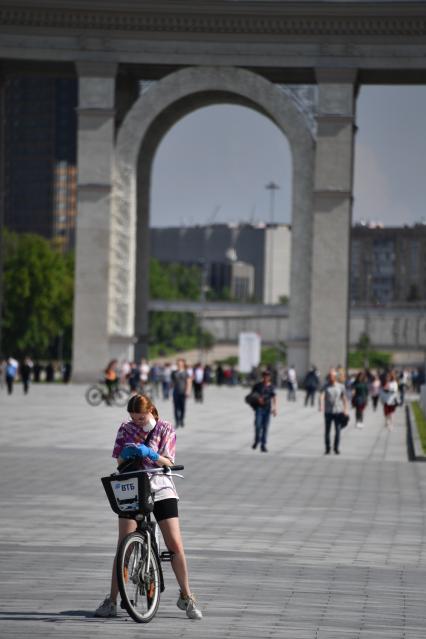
[245,391,262,409]
[339,413,350,429]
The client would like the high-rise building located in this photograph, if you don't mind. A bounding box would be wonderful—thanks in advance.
[4,76,77,251]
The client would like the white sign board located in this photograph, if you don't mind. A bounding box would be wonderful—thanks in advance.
[238,332,261,373]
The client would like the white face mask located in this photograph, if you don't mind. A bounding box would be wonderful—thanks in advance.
[142,415,157,432]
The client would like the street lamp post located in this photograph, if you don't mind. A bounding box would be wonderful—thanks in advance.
[265,182,280,304]
[198,258,209,364]
[265,181,280,224]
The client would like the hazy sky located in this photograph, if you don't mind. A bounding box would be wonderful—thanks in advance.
[150,86,426,228]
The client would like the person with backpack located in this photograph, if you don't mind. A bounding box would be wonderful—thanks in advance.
[249,370,277,453]
[303,365,320,407]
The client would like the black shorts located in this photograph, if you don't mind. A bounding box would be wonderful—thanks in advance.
[119,498,178,522]
[154,498,179,522]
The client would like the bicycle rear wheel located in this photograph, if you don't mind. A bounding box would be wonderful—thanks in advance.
[113,386,129,407]
[85,385,103,406]
[117,532,161,623]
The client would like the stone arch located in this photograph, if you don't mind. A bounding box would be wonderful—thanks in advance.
[112,66,315,371]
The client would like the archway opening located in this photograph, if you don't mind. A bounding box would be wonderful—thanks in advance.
[142,103,292,363]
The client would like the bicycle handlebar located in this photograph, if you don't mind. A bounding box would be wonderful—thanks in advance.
[116,461,184,475]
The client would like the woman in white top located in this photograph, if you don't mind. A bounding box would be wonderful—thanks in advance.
[380,371,399,430]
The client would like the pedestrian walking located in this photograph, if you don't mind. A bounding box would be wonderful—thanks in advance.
[139,358,150,392]
[380,371,399,431]
[303,365,320,407]
[120,360,131,385]
[286,365,297,402]
[250,370,277,453]
[203,364,212,385]
[319,368,349,455]
[192,363,204,403]
[5,357,18,394]
[215,364,225,386]
[20,356,33,394]
[352,371,369,428]
[62,361,72,383]
[171,359,191,428]
[398,369,410,405]
[94,393,202,620]
[0,358,5,390]
[149,363,161,398]
[370,374,381,411]
[33,361,43,382]
[45,361,55,382]
[161,362,172,400]
[128,362,140,393]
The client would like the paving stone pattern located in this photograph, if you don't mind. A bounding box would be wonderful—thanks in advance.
[0,383,425,638]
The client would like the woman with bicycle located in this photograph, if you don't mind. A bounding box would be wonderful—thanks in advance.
[94,393,202,621]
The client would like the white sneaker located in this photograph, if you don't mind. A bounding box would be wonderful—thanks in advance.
[94,596,117,618]
[356,422,364,429]
[177,592,203,620]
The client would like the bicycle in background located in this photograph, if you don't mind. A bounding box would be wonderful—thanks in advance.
[85,381,129,407]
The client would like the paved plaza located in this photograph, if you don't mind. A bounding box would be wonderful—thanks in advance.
[0,382,425,638]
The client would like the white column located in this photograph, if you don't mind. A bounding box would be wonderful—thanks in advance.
[72,62,117,382]
[309,69,358,376]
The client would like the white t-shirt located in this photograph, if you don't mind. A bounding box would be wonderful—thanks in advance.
[194,367,204,384]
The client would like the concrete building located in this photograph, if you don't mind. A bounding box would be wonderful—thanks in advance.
[150,223,291,304]
[4,76,77,251]
[351,224,426,305]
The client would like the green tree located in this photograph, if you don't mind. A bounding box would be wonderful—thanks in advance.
[2,230,74,358]
[149,258,201,301]
[348,333,392,369]
[148,258,215,357]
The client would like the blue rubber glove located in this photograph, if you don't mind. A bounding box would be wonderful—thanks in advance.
[120,443,160,462]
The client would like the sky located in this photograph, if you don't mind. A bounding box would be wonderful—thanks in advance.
[150,86,426,229]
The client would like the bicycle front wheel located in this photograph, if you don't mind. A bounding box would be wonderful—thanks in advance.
[117,532,161,623]
[85,385,103,406]
[113,386,129,407]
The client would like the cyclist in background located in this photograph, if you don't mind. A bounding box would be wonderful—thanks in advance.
[104,359,119,405]
[94,393,202,620]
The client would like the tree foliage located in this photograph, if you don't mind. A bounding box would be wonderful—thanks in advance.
[149,258,201,301]
[2,230,74,358]
[148,259,214,357]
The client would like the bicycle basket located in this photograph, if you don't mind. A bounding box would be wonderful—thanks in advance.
[101,470,154,517]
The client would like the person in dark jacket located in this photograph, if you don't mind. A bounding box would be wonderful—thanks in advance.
[20,357,33,394]
[303,366,320,407]
[251,370,277,453]
[352,371,369,428]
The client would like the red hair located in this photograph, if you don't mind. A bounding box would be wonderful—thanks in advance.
[127,394,159,420]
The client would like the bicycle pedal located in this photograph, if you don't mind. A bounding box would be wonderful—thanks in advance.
[160,551,174,562]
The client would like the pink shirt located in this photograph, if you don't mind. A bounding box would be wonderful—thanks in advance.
[112,419,178,501]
